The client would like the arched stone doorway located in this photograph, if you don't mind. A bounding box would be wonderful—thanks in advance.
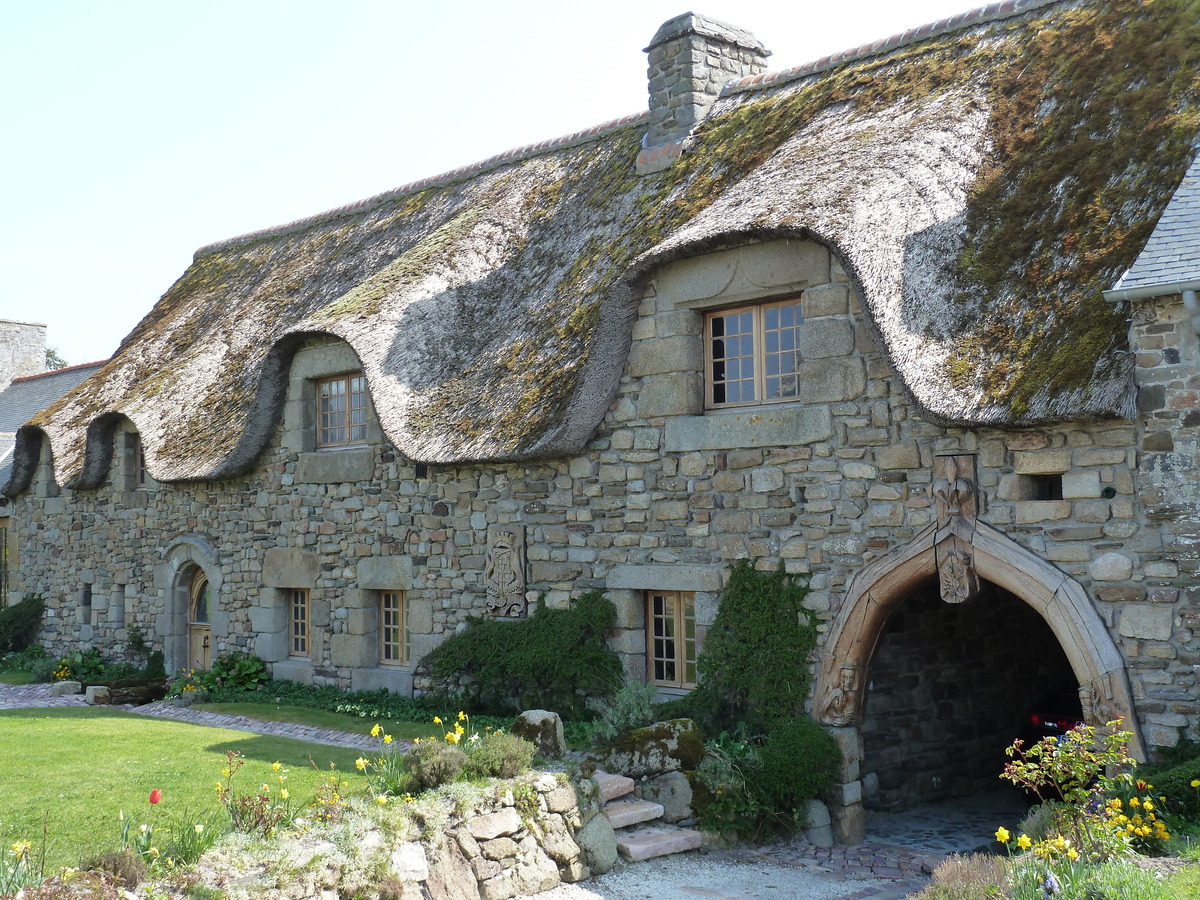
[157,537,223,673]
[813,455,1144,841]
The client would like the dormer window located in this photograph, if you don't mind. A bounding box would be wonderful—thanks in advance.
[317,373,368,448]
[706,298,804,408]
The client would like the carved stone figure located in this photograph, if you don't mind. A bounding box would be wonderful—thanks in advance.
[938,544,979,604]
[486,526,527,617]
[820,663,859,726]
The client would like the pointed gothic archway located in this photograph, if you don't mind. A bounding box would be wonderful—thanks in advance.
[812,455,1144,840]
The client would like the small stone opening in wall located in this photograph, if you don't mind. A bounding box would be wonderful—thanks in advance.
[1027,474,1063,501]
[81,584,92,607]
[1101,486,1117,499]
[414,463,429,479]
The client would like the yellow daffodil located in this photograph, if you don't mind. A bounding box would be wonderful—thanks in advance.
[371,724,382,737]
[433,716,442,725]
[1191,779,1200,788]
[280,789,289,800]
[375,795,388,806]
[458,711,466,721]
[1017,834,1032,850]
[1067,848,1078,860]
[11,841,30,858]
[413,737,421,745]
[446,731,461,745]
[194,824,204,834]
[355,757,368,771]
[384,734,393,744]
[271,761,282,772]
[995,827,1010,844]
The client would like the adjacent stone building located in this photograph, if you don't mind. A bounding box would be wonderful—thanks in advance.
[5,0,1200,837]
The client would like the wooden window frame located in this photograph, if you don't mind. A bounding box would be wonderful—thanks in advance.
[134,436,148,489]
[289,588,310,658]
[647,590,697,689]
[316,372,369,449]
[0,524,9,608]
[379,590,408,666]
[705,297,805,409]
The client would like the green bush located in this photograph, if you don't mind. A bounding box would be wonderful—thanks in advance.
[405,740,467,792]
[683,560,819,735]
[0,594,44,653]
[591,680,660,747]
[464,731,537,779]
[746,717,840,819]
[1150,757,1200,820]
[0,644,46,674]
[206,652,269,691]
[421,591,622,719]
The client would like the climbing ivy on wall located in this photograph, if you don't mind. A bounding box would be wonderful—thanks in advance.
[683,560,820,736]
[419,591,622,720]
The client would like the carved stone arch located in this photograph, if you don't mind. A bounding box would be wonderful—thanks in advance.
[156,536,224,672]
[815,518,1146,764]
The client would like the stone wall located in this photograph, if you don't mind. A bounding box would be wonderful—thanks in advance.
[195,772,610,900]
[0,319,46,391]
[9,239,1199,775]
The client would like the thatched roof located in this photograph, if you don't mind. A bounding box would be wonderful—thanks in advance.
[9,0,1200,492]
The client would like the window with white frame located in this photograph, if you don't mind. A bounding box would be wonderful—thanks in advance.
[706,298,804,408]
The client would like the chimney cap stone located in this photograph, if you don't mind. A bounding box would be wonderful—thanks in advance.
[645,12,769,55]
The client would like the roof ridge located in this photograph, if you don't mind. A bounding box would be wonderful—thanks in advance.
[10,360,108,383]
[723,0,1065,96]
[195,111,650,259]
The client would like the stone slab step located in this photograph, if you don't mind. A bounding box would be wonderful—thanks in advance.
[593,770,635,803]
[604,799,664,829]
[616,826,703,862]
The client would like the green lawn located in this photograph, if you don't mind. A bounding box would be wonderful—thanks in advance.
[195,701,443,742]
[0,671,36,685]
[0,708,367,870]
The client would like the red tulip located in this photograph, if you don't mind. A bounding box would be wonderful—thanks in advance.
[149,789,162,805]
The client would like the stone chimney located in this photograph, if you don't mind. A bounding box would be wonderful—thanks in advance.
[0,319,47,393]
[638,12,770,173]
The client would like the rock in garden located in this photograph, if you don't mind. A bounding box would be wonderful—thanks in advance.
[589,719,704,778]
[512,710,566,758]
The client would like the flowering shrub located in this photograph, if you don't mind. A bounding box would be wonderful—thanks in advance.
[999,721,1137,863]
[166,668,206,698]
[357,723,408,799]
[309,763,350,824]
[1104,775,1170,855]
[215,751,295,836]
[0,840,40,896]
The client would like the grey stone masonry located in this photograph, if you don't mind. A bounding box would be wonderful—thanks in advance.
[9,239,1200,759]
[0,319,47,392]
[644,13,769,147]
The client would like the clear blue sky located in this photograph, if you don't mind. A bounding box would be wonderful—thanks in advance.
[1,0,980,365]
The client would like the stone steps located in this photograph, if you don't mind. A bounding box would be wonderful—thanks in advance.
[603,799,664,829]
[616,825,704,861]
[594,768,699,865]
[593,770,635,803]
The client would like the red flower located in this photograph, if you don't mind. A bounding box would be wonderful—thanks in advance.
[149,789,162,805]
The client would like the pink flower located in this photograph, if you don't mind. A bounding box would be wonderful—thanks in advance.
[149,789,162,805]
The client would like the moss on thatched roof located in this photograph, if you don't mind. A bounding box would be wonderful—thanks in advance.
[9,0,1200,492]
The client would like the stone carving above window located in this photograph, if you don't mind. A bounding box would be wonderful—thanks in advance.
[486,525,527,618]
